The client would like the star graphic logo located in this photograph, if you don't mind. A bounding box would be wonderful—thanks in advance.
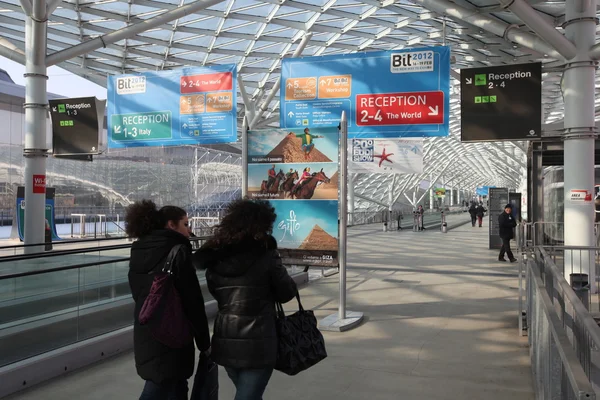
[374,147,394,167]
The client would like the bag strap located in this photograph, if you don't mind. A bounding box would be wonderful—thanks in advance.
[275,293,303,319]
[162,244,184,275]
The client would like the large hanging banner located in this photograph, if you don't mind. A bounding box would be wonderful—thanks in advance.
[349,138,423,174]
[107,65,237,148]
[247,126,339,266]
[280,46,450,138]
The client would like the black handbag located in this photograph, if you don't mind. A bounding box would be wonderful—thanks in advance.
[275,294,327,376]
[190,352,219,400]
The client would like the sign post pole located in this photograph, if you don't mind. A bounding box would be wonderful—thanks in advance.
[241,116,248,198]
[320,111,364,332]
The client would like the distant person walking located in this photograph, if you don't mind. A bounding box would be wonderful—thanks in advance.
[468,203,477,227]
[476,203,486,228]
[498,203,517,263]
[417,205,425,231]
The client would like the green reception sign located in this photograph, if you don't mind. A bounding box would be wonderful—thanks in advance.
[111,111,173,141]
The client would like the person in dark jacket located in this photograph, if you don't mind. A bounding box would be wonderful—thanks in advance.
[126,200,211,400]
[195,199,298,400]
[476,203,486,227]
[468,203,477,227]
[498,203,517,263]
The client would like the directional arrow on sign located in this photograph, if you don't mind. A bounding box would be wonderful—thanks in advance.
[466,78,473,84]
[183,123,188,129]
[287,82,293,89]
[288,111,294,118]
[114,126,122,134]
[182,81,187,87]
[320,80,326,86]
[52,107,57,112]
[428,106,439,116]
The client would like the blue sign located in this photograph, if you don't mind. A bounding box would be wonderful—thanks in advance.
[280,47,450,138]
[107,65,237,148]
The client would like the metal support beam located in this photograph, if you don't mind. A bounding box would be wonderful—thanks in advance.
[0,37,25,64]
[563,0,597,288]
[415,159,453,206]
[409,0,565,59]
[590,42,600,59]
[248,33,312,129]
[498,0,577,60]
[237,74,255,124]
[22,0,48,252]
[46,0,227,66]
[355,193,390,208]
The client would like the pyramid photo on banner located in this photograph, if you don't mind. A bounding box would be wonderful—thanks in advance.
[247,126,340,267]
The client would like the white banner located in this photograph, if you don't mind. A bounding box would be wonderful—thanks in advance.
[349,138,424,174]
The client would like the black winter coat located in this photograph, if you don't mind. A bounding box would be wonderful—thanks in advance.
[195,237,298,370]
[476,205,486,217]
[498,211,517,239]
[128,229,211,384]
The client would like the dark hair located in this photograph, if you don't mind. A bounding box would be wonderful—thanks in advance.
[125,200,187,238]
[204,199,276,248]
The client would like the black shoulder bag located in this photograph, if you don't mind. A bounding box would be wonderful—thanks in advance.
[275,294,327,376]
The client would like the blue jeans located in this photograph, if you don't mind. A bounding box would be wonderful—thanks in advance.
[225,367,273,400]
[139,379,188,400]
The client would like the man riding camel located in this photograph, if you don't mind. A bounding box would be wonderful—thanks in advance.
[291,167,311,195]
[266,164,276,190]
[288,128,324,159]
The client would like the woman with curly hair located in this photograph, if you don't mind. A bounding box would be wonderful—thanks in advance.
[194,199,298,400]
[125,200,210,400]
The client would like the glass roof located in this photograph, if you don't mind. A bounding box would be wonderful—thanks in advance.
[0,0,597,210]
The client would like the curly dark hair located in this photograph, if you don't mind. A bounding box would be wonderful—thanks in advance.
[204,199,276,248]
[125,200,186,238]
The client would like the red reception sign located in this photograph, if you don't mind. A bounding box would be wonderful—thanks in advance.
[33,174,46,194]
[356,91,444,126]
[180,72,233,94]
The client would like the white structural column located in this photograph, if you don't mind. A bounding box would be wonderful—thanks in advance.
[563,0,597,287]
[23,0,48,252]
[429,174,434,210]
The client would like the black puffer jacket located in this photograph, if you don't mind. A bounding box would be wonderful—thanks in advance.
[195,237,297,369]
[128,229,211,384]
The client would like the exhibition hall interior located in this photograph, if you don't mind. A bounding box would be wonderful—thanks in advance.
[0,0,599,398]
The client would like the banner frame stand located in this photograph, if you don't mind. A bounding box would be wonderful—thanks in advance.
[319,111,365,332]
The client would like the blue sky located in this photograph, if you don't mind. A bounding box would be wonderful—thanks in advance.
[271,200,338,249]
[248,126,339,162]
[1,56,107,99]
[248,163,337,187]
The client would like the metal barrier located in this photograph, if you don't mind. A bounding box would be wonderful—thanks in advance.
[526,256,596,399]
[523,244,600,397]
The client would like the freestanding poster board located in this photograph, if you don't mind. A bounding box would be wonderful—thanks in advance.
[14,186,60,241]
[488,187,509,250]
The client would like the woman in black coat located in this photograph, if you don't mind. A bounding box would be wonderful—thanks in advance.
[195,199,298,400]
[126,200,211,400]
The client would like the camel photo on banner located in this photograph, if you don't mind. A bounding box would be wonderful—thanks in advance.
[247,126,340,266]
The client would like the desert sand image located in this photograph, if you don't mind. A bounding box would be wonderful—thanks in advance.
[267,134,332,163]
[313,171,338,200]
[299,225,339,251]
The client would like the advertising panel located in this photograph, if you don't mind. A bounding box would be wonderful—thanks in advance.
[247,126,339,266]
[488,187,509,249]
[349,138,423,174]
[15,186,60,241]
[280,46,450,138]
[107,65,237,148]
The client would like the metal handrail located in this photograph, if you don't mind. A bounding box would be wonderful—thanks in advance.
[0,236,210,264]
[528,258,597,397]
[537,246,600,348]
[0,236,128,251]
[0,258,131,280]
